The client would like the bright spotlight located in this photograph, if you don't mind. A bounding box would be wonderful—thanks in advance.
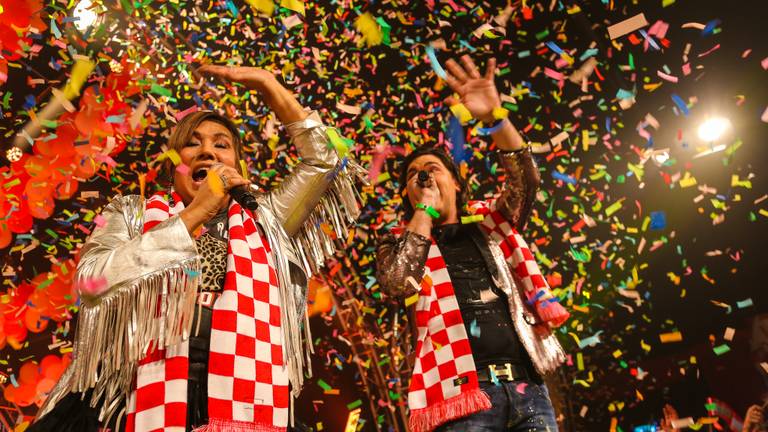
[73,0,100,32]
[697,117,731,142]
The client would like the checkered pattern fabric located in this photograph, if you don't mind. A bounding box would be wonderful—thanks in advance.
[405,199,568,432]
[126,191,288,432]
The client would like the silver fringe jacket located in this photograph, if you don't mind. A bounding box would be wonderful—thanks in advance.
[376,148,566,375]
[37,111,366,424]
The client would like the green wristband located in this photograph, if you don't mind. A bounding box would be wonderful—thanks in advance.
[415,203,440,219]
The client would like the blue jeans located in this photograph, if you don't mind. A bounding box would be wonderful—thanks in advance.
[435,380,558,432]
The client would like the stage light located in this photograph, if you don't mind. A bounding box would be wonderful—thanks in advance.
[649,148,670,167]
[6,147,23,163]
[72,0,100,32]
[697,117,731,142]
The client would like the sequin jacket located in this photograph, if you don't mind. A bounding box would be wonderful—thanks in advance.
[376,148,566,375]
[37,111,366,423]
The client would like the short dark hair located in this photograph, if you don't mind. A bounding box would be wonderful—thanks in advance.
[397,146,468,220]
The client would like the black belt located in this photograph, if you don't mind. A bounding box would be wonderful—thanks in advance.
[476,363,532,382]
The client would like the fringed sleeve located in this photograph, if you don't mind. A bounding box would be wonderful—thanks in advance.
[37,195,200,424]
[268,110,366,276]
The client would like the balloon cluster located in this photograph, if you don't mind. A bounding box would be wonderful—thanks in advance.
[0,60,148,249]
[0,260,77,350]
[2,354,71,407]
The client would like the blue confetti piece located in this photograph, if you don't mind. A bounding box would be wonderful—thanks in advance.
[650,211,667,230]
[470,319,481,338]
[671,94,690,116]
[106,114,126,124]
[23,94,36,110]
[616,88,635,100]
[545,41,563,55]
[579,48,599,61]
[552,171,577,185]
[639,30,660,51]
[447,115,468,163]
[702,19,721,36]
[425,46,447,79]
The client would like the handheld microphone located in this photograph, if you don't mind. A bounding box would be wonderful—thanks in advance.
[417,170,430,186]
[229,185,259,210]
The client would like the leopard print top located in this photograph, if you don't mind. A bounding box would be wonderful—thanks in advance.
[195,232,227,291]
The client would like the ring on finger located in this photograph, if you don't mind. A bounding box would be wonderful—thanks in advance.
[220,174,228,188]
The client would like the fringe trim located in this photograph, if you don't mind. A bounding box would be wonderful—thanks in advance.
[192,418,286,432]
[68,258,200,423]
[291,158,367,276]
[536,300,570,327]
[408,389,492,432]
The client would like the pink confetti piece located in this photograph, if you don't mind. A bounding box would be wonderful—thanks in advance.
[175,105,199,121]
[93,214,107,227]
[515,382,528,394]
[544,67,565,81]
[176,163,190,175]
[761,106,768,123]
[76,276,108,296]
[762,57,768,70]
[657,70,679,83]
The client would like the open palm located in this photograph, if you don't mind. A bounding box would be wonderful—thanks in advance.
[444,56,501,122]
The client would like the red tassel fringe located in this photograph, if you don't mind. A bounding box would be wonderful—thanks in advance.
[408,389,492,432]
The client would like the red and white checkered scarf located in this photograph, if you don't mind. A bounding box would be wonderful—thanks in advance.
[125,191,289,432]
[407,199,569,432]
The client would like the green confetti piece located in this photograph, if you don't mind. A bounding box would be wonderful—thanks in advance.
[317,379,332,391]
[712,344,730,355]
[150,83,172,97]
[346,399,362,410]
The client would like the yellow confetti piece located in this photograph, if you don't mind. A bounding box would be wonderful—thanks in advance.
[612,350,623,358]
[640,340,651,352]
[245,0,274,15]
[576,352,584,370]
[605,198,625,217]
[492,107,509,120]
[161,149,181,166]
[460,215,484,224]
[404,293,419,307]
[679,172,697,188]
[326,128,349,157]
[355,13,382,47]
[240,160,248,179]
[207,172,225,196]
[62,58,96,100]
[449,103,473,125]
[280,0,304,15]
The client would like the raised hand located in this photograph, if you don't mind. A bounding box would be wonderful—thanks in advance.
[444,55,501,123]
[197,64,306,123]
[197,65,277,93]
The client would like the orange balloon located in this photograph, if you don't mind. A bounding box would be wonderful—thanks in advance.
[24,308,48,333]
[36,378,56,395]
[28,194,55,219]
[14,383,36,407]
[18,361,40,385]
[74,155,98,178]
[3,383,16,403]
[0,221,11,249]
[24,177,53,202]
[40,355,63,380]
[53,175,79,200]
[23,154,50,178]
